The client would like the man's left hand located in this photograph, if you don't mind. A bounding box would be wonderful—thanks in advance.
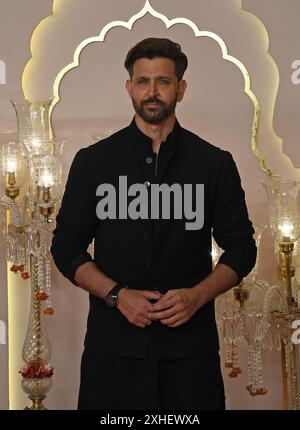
[148,288,204,328]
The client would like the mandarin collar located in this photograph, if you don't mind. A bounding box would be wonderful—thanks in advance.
[128,116,182,152]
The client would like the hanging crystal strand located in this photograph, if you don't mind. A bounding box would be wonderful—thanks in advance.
[8,226,19,268]
[233,310,242,375]
[19,226,30,279]
[263,321,272,351]
[247,344,254,394]
[285,340,293,409]
[21,192,34,227]
[26,223,38,256]
[36,249,46,299]
[0,195,25,274]
[229,339,240,377]
[226,342,233,368]
[241,305,254,391]
[251,341,258,395]
[0,195,22,227]
[43,254,53,315]
[252,342,259,395]
[256,310,268,395]
[224,340,233,369]
[229,313,239,377]
[223,311,233,369]
[275,323,282,351]
[6,228,14,262]
[252,340,267,395]
[286,341,299,410]
[295,344,300,409]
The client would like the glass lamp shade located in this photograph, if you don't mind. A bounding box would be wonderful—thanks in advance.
[0,140,28,193]
[11,99,53,156]
[50,137,66,157]
[262,179,300,243]
[30,152,63,209]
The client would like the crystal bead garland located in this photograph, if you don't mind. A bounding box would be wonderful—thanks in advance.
[44,254,52,314]
[223,306,242,377]
[230,339,241,377]
[247,345,254,393]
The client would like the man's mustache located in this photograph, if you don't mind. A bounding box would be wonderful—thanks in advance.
[142,97,164,106]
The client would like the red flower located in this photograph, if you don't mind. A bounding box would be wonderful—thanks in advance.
[19,362,54,379]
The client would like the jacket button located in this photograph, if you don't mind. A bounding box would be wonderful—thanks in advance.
[146,156,153,164]
[143,232,150,240]
[144,181,151,188]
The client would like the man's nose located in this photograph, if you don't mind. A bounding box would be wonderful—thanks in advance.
[148,81,159,97]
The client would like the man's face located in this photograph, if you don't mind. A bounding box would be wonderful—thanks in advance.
[126,57,186,125]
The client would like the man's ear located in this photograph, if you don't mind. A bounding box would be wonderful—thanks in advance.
[125,79,132,98]
[177,80,187,102]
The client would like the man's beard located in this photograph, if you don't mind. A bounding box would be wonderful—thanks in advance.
[132,96,177,125]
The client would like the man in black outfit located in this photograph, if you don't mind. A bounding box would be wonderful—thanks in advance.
[51,38,256,410]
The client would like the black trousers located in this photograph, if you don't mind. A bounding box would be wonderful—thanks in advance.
[78,326,225,410]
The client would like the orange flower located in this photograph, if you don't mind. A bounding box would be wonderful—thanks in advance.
[36,292,49,301]
[43,307,54,315]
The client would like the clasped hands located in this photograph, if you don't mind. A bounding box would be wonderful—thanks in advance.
[117,286,205,329]
[148,288,203,328]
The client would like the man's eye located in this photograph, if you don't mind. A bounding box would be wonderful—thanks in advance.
[160,79,170,84]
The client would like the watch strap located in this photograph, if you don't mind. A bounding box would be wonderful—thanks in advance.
[105,282,128,306]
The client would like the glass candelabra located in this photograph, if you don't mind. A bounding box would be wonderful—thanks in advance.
[0,98,65,410]
[214,225,271,397]
[216,179,300,409]
[262,178,300,410]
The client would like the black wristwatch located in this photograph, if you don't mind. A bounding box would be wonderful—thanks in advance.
[105,283,128,307]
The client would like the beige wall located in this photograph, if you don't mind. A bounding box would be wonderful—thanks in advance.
[0,0,299,409]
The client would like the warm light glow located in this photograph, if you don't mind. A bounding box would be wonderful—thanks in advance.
[279,223,294,239]
[31,137,41,148]
[6,159,16,174]
[39,170,54,188]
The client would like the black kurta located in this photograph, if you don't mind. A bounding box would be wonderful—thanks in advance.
[51,117,256,359]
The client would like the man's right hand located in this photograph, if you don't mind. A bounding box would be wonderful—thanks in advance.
[117,288,162,328]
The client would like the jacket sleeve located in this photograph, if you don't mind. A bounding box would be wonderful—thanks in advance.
[50,147,98,286]
[212,150,257,283]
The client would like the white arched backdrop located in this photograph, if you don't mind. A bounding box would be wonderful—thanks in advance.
[1,0,300,410]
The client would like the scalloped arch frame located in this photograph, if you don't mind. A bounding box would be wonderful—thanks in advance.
[24,0,280,181]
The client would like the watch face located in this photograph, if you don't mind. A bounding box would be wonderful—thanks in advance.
[106,293,117,307]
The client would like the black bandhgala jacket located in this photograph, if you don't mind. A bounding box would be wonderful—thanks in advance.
[51,117,257,359]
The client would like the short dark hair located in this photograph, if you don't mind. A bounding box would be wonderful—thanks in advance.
[124,38,188,80]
